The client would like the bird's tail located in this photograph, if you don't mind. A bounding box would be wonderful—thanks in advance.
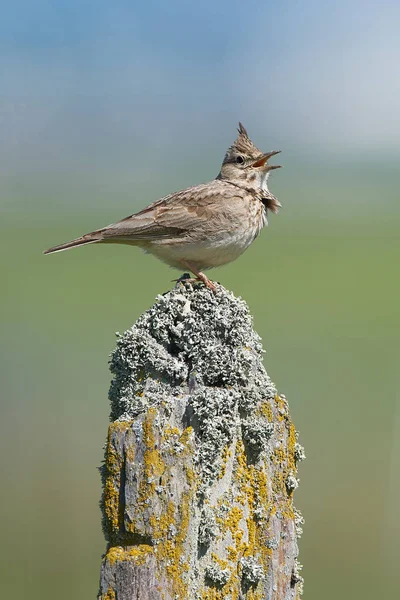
[43,232,103,255]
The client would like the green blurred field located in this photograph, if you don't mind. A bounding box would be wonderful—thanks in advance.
[1,164,399,598]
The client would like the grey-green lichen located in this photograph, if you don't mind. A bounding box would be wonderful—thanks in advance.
[199,505,219,547]
[294,441,306,463]
[241,416,274,458]
[240,556,264,585]
[294,508,305,538]
[205,563,231,588]
[108,282,279,490]
[292,558,304,595]
[109,282,275,420]
[286,473,299,492]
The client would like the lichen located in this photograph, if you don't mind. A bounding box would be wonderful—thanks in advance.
[294,508,305,538]
[199,505,219,546]
[205,563,231,588]
[291,558,304,596]
[141,407,166,496]
[240,556,264,585]
[105,544,153,566]
[218,445,232,480]
[241,416,274,458]
[294,441,306,463]
[100,283,304,599]
[133,409,194,599]
[102,421,132,540]
[108,284,275,421]
[189,387,239,490]
[286,474,299,492]
[100,587,116,600]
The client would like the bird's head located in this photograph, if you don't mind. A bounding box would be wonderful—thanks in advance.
[218,123,281,194]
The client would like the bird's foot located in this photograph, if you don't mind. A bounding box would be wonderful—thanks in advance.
[191,271,217,293]
[197,274,217,293]
[174,270,217,293]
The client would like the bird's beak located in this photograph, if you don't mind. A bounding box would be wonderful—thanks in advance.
[252,150,282,170]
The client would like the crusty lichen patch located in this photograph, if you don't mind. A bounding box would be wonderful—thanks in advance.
[102,421,132,540]
[105,544,153,566]
[99,282,304,600]
[99,587,116,600]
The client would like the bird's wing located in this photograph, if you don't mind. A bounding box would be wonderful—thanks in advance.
[44,181,240,254]
[101,182,232,241]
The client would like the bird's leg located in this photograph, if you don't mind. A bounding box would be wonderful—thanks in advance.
[182,262,217,293]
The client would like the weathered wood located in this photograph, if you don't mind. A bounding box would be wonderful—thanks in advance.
[98,283,304,599]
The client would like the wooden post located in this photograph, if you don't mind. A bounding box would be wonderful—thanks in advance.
[98,283,304,600]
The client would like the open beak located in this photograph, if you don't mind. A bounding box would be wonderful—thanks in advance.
[252,150,282,170]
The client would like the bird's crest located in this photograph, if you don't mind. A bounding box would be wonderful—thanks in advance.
[224,122,263,162]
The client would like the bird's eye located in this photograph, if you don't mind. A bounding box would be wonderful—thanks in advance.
[236,155,245,164]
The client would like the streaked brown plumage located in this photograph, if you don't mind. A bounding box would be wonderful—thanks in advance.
[44,123,282,291]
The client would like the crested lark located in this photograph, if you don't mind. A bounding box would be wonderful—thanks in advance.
[44,123,281,291]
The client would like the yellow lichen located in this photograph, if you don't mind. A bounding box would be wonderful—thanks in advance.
[211,552,229,571]
[103,421,132,537]
[272,445,286,466]
[227,545,238,562]
[246,590,264,600]
[105,544,153,566]
[100,587,116,600]
[142,407,166,493]
[223,506,244,536]
[204,441,272,599]
[201,590,225,600]
[287,422,297,474]
[163,424,180,438]
[125,444,135,463]
[185,466,196,486]
[200,407,299,598]
[126,409,195,599]
[179,426,194,448]
[258,399,273,422]
[218,444,232,480]
[103,479,120,534]
[274,394,287,421]
[149,495,191,598]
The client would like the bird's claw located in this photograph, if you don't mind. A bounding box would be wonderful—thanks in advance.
[173,273,217,294]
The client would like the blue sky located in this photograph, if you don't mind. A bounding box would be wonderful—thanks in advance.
[1,0,399,186]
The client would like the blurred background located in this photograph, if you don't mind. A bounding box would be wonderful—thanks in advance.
[1,1,399,598]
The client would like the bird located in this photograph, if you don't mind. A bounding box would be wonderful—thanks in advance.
[44,123,281,292]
